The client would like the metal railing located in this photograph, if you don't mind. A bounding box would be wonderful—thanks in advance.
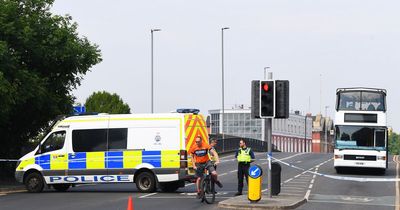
[211,137,276,154]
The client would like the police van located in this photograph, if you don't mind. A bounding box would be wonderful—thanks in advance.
[15,110,208,193]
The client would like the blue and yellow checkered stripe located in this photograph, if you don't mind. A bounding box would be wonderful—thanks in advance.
[32,150,180,170]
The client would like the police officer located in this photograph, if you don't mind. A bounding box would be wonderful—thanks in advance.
[234,139,255,196]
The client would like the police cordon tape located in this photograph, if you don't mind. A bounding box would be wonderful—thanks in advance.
[0,159,19,162]
[268,154,400,182]
[2,155,400,182]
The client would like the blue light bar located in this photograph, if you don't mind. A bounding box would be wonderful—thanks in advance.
[176,109,200,114]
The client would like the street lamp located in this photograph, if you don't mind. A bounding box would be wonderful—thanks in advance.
[151,28,161,113]
[221,27,229,140]
[264,67,270,80]
[324,106,329,153]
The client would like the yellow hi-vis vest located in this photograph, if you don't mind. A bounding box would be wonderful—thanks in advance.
[237,147,251,162]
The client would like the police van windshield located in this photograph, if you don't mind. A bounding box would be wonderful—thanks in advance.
[40,131,66,153]
[337,91,385,111]
[335,125,386,151]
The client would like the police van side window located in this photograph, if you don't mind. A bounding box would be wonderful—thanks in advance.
[108,128,127,150]
[72,129,107,152]
[41,131,66,153]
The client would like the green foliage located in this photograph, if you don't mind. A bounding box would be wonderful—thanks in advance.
[0,0,102,160]
[85,91,131,114]
[389,132,399,155]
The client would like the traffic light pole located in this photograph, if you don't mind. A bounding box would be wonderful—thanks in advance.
[265,72,273,198]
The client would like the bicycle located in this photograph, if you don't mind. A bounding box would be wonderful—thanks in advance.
[198,167,215,204]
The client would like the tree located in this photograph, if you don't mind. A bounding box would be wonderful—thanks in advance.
[85,91,131,114]
[0,0,102,163]
[389,132,399,155]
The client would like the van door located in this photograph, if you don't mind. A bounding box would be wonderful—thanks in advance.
[37,130,68,183]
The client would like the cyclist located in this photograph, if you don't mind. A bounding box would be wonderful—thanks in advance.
[189,136,222,199]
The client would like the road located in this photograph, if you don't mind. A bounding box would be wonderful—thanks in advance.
[0,152,398,210]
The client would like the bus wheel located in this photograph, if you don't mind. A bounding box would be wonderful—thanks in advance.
[53,184,70,192]
[159,181,180,192]
[24,172,44,193]
[136,172,156,193]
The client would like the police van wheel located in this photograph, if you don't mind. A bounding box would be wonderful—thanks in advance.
[24,172,44,193]
[53,184,70,192]
[159,181,180,192]
[136,172,156,193]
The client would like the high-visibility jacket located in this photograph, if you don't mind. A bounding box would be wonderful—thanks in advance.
[237,147,252,162]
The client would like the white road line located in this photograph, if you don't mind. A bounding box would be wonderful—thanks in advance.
[308,184,313,189]
[308,200,395,207]
[310,179,315,184]
[220,173,228,176]
[288,181,310,183]
[305,190,311,201]
[282,186,306,190]
[229,170,237,173]
[284,178,293,183]
[139,192,158,198]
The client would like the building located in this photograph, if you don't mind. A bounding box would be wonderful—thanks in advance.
[208,108,313,152]
[312,114,335,153]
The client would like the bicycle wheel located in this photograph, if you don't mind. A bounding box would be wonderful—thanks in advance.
[199,176,206,203]
[202,176,215,204]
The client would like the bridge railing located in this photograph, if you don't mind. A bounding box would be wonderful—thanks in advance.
[211,137,277,154]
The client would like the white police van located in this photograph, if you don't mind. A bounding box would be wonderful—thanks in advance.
[15,110,208,193]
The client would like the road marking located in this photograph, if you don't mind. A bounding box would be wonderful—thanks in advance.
[287,181,309,184]
[308,184,313,189]
[308,194,395,207]
[284,178,293,183]
[282,186,306,190]
[229,170,237,173]
[395,155,400,210]
[305,190,311,200]
[308,200,395,207]
[139,192,158,198]
[220,172,228,176]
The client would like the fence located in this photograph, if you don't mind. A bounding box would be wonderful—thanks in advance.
[211,137,277,154]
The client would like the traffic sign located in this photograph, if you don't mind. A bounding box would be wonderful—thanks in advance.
[249,165,262,179]
[248,164,263,202]
[73,106,86,114]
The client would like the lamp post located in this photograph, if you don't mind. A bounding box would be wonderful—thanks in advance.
[264,67,270,80]
[324,106,329,153]
[151,28,161,113]
[221,27,229,140]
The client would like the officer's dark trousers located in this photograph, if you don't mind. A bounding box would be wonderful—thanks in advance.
[237,162,250,193]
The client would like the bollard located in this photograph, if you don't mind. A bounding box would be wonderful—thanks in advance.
[248,164,263,202]
[271,162,281,196]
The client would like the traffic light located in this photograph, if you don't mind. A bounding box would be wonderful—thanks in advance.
[251,80,261,118]
[275,80,289,119]
[260,80,274,118]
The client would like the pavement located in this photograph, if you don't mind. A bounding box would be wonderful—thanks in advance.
[218,193,306,210]
[0,182,25,193]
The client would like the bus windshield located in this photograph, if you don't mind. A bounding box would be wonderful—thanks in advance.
[337,91,385,111]
[335,125,386,151]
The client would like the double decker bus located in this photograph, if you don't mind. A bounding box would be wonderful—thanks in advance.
[334,88,388,174]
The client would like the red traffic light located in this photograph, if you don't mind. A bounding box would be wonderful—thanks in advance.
[262,83,269,92]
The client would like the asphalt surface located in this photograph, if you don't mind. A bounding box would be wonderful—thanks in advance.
[0,152,398,210]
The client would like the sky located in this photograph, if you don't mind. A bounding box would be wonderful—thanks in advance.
[51,0,400,131]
